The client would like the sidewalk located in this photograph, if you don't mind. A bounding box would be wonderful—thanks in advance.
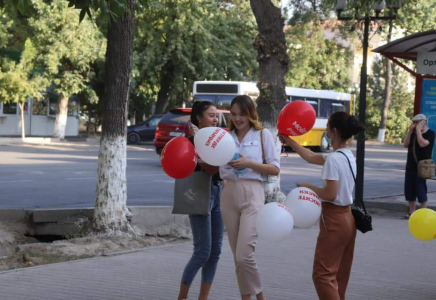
[1,214,434,300]
[366,191,436,212]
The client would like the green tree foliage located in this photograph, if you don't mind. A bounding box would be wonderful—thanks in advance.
[396,0,436,34]
[285,22,352,91]
[366,58,414,142]
[27,0,106,103]
[285,1,353,91]
[132,0,258,114]
[0,39,47,138]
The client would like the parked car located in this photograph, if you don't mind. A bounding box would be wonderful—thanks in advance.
[153,108,230,154]
[127,114,163,144]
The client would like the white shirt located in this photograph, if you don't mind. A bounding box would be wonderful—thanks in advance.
[321,148,356,206]
[219,127,280,181]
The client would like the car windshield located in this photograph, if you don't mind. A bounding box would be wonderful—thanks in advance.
[160,111,190,125]
[147,116,161,126]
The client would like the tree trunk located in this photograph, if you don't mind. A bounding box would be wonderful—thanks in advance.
[53,93,69,140]
[377,19,393,143]
[19,102,26,140]
[93,0,135,233]
[154,59,175,114]
[250,0,289,203]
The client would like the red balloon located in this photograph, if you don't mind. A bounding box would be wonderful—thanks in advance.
[161,137,197,179]
[277,100,316,136]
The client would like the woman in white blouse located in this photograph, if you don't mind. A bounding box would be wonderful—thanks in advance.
[279,111,365,300]
[219,95,280,300]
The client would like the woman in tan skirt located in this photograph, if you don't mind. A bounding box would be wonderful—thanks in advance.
[280,111,364,300]
[219,95,280,300]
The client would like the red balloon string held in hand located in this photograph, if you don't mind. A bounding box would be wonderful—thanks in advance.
[277,100,316,136]
[161,136,197,179]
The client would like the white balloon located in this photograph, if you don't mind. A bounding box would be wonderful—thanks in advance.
[285,187,322,228]
[256,202,294,242]
[194,127,236,166]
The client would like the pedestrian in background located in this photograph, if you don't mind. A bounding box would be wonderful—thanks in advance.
[219,95,280,300]
[402,113,435,219]
[178,101,224,300]
[279,111,364,300]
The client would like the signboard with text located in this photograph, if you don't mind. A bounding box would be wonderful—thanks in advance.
[417,52,436,75]
[420,78,436,165]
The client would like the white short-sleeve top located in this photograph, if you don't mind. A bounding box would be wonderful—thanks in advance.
[321,148,356,206]
[219,127,280,181]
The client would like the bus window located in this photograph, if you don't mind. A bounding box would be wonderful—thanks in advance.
[193,95,216,102]
[305,98,319,117]
[291,96,303,102]
[332,102,345,114]
[196,83,239,94]
[217,95,236,109]
[320,99,331,118]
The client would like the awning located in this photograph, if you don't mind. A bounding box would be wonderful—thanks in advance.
[373,30,436,62]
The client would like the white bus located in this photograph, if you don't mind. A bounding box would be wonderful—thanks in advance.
[285,87,352,152]
[192,81,259,109]
[192,81,352,151]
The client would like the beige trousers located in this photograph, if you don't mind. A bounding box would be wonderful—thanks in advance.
[220,179,265,296]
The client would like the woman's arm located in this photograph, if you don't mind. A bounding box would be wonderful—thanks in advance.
[403,123,415,148]
[228,154,280,176]
[279,134,325,165]
[297,180,338,202]
[415,121,430,148]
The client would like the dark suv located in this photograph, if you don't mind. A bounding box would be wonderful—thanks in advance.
[153,108,230,154]
[127,114,163,144]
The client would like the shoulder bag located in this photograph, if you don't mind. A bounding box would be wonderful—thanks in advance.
[337,151,373,233]
[172,171,212,215]
[412,136,435,180]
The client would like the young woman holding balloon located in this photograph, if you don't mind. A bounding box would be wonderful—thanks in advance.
[279,111,364,300]
[177,101,224,300]
[219,95,280,300]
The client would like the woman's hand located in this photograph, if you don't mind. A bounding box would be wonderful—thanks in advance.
[278,134,296,147]
[228,153,252,169]
[296,182,310,188]
[409,122,416,132]
[415,120,424,133]
[188,121,199,135]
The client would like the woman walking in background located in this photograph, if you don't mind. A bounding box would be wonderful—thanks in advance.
[220,95,280,300]
[178,101,224,300]
[279,111,364,300]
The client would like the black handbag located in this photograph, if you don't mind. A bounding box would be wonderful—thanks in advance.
[337,151,373,233]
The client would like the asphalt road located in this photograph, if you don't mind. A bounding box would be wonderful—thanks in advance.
[1,141,436,209]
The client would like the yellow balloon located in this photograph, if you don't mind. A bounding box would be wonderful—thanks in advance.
[408,208,436,241]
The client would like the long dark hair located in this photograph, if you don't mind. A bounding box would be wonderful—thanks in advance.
[328,111,365,141]
[190,101,216,127]
[228,95,262,131]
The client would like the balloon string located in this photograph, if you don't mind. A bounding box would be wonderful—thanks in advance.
[281,143,288,157]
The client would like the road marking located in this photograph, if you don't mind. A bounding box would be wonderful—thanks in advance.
[66,174,166,180]
[0,180,34,183]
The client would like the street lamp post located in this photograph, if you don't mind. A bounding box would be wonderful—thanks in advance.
[335,1,400,203]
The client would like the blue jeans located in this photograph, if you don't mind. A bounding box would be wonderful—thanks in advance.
[181,183,224,286]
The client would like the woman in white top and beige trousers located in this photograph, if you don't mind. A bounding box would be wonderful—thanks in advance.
[219,95,280,300]
[280,111,365,300]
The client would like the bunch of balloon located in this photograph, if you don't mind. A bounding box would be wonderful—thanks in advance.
[160,137,197,179]
[194,127,236,166]
[285,187,322,228]
[256,202,294,242]
[277,100,316,136]
[408,208,436,242]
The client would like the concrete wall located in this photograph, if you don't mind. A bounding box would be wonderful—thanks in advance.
[0,207,191,238]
